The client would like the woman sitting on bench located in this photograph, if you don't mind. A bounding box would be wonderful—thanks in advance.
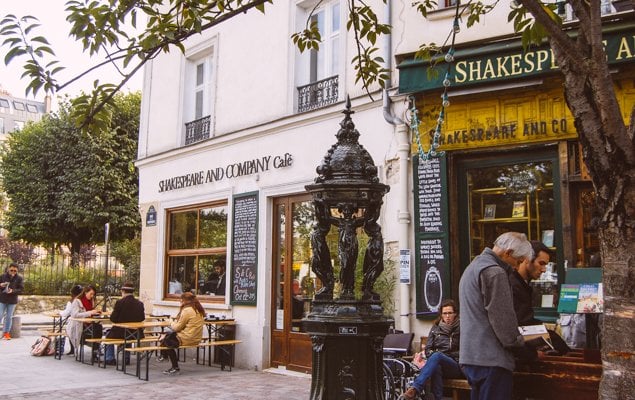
[161,292,204,375]
[403,299,463,400]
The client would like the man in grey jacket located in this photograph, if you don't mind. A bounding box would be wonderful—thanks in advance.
[459,232,532,400]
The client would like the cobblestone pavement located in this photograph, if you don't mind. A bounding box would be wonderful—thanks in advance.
[0,326,310,400]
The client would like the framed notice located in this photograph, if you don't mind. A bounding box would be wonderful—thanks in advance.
[230,192,259,306]
[542,230,554,247]
[512,201,526,217]
[484,204,496,219]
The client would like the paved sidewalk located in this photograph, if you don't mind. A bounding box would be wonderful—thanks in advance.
[1,317,310,400]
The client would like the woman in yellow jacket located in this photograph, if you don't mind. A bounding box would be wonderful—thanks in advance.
[162,292,205,375]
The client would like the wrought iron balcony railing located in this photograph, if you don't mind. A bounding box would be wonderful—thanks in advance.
[297,75,339,113]
[184,115,211,145]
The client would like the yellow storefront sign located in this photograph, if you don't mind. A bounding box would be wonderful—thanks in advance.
[414,84,635,152]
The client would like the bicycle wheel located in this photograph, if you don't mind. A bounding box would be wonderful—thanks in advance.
[383,362,396,400]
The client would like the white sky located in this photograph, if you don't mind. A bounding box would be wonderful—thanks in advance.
[0,0,142,102]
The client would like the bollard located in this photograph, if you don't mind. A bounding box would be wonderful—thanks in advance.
[9,315,21,338]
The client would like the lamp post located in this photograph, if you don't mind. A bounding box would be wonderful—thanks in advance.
[304,97,391,400]
[102,222,110,312]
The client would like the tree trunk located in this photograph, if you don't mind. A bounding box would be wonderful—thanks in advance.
[535,6,635,398]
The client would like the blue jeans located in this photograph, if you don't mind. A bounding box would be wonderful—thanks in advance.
[461,364,513,400]
[411,352,462,399]
[0,302,17,334]
[105,344,130,363]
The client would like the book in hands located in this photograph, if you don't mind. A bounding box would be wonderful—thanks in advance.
[518,324,554,350]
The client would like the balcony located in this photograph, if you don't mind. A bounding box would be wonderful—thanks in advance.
[297,75,339,113]
[184,115,211,145]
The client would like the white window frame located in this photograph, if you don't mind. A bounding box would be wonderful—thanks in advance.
[295,0,344,87]
[180,38,218,145]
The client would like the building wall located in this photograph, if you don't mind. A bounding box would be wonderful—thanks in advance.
[136,1,401,371]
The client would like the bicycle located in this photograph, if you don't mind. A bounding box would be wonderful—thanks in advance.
[97,283,121,312]
[382,332,422,400]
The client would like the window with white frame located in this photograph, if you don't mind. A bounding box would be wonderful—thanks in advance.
[14,120,24,131]
[310,1,340,82]
[296,0,342,113]
[183,45,215,145]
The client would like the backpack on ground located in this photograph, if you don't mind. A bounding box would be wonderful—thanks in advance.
[30,336,55,356]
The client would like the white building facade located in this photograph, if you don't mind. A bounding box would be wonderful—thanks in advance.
[136,0,411,373]
[137,0,634,373]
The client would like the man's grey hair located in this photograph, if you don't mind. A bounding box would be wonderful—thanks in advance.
[494,232,533,260]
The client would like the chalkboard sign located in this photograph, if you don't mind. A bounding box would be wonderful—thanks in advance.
[417,160,443,233]
[413,155,450,317]
[230,192,259,305]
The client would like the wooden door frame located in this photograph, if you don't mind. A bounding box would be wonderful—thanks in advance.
[270,193,313,372]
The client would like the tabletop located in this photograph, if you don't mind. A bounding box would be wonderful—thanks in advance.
[111,320,171,329]
[70,316,111,323]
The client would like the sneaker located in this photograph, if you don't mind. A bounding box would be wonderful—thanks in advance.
[3,332,10,340]
[401,387,419,400]
[163,367,180,375]
[157,355,165,362]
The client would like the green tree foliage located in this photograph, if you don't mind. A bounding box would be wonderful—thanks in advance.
[0,92,141,257]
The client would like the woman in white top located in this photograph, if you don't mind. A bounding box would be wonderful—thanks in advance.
[67,285,102,356]
[59,285,83,355]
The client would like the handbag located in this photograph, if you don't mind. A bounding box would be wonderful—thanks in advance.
[161,331,180,349]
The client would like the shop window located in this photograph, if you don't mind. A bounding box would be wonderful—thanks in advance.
[165,202,227,301]
[183,43,216,145]
[573,185,601,268]
[467,161,555,260]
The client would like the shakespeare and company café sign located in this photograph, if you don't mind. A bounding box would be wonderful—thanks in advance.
[158,152,293,193]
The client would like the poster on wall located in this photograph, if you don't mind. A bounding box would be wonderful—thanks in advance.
[413,155,450,317]
[230,191,259,306]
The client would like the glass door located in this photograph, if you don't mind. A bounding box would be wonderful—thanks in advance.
[270,194,317,372]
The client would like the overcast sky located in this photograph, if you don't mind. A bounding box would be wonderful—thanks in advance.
[0,0,142,102]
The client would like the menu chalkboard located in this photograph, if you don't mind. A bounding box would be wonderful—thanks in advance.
[230,192,259,305]
[417,159,443,233]
[413,156,450,317]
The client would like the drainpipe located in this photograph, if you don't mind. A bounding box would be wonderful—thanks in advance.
[382,2,412,335]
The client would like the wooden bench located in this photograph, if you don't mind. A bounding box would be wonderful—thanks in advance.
[125,339,242,381]
[440,357,602,400]
[82,336,161,368]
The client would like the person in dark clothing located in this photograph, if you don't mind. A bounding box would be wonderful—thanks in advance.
[510,241,570,355]
[104,282,145,365]
[509,240,553,326]
[403,299,463,400]
[213,261,226,296]
[0,263,24,340]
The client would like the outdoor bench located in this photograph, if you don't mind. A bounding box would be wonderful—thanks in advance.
[125,339,242,381]
[441,354,601,400]
[83,336,161,368]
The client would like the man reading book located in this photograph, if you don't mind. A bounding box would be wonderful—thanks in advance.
[510,241,570,356]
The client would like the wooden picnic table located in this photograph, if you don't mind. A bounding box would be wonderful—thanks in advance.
[70,316,111,364]
[111,320,171,377]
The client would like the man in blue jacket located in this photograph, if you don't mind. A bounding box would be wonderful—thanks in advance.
[459,232,531,400]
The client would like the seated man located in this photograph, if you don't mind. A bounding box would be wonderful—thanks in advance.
[213,261,227,296]
[104,282,145,365]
